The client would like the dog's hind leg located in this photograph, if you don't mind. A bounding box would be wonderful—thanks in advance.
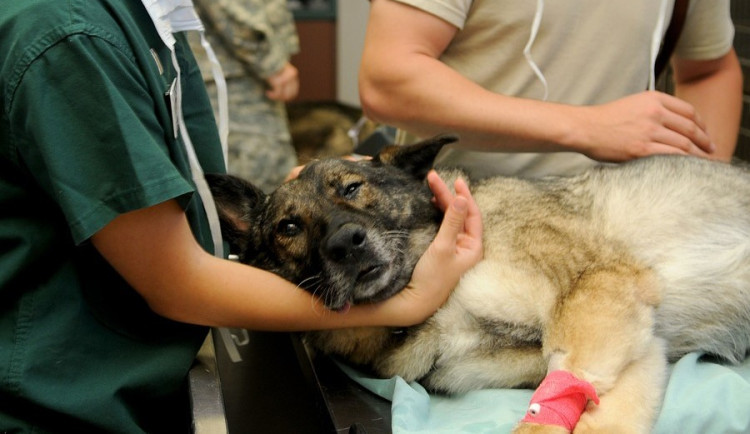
[515,262,664,434]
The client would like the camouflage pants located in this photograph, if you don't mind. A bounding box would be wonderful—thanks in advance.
[190,33,299,193]
[216,78,297,193]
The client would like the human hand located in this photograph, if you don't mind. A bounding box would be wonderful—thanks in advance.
[573,91,715,162]
[385,171,483,326]
[284,155,370,182]
[284,164,304,182]
[265,62,299,102]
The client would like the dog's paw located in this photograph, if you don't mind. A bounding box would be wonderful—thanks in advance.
[573,413,635,434]
[512,422,570,434]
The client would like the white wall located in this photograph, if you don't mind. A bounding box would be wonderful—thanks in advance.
[336,1,370,107]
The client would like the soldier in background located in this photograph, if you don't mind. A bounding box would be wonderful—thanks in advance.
[191,0,300,192]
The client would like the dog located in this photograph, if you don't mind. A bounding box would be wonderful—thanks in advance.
[287,100,376,164]
[207,135,750,433]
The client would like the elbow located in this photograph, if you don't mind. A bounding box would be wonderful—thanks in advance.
[359,75,393,125]
[139,282,202,325]
[144,295,188,323]
[358,65,411,126]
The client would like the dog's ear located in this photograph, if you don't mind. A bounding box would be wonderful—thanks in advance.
[205,173,266,255]
[374,134,458,179]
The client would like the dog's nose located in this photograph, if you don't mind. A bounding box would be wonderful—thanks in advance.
[325,222,367,262]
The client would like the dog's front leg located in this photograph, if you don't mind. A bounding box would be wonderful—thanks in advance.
[513,263,665,434]
[573,338,667,434]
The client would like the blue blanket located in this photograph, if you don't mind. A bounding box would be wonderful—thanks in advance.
[339,352,750,433]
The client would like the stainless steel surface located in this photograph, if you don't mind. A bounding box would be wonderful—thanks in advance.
[189,331,229,434]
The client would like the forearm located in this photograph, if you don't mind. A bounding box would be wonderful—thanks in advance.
[673,49,743,161]
[92,200,428,331]
[359,0,579,153]
[158,252,432,330]
[360,46,578,153]
[361,51,716,162]
[359,0,713,162]
[92,183,481,332]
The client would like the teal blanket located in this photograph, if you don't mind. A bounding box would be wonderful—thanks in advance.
[340,352,750,433]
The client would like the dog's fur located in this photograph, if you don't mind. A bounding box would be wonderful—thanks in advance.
[208,135,750,433]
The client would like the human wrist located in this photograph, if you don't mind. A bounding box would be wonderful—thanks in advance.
[551,104,593,156]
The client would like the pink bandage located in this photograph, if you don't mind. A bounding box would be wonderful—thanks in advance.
[520,370,600,431]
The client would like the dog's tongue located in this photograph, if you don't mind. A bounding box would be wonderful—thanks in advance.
[335,302,351,314]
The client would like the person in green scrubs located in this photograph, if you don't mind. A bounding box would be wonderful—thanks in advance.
[0,1,483,432]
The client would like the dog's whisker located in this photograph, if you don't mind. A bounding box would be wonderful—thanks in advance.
[298,274,322,291]
[308,282,333,316]
[308,280,325,299]
[384,230,409,239]
[384,229,409,235]
[295,274,333,316]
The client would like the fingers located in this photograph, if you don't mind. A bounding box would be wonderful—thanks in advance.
[588,92,719,162]
[454,177,482,240]
[427,170,453,212]
[439,197,469,239]
[286,155,371,183]
[265,81,297,101]
[428,172,483,255]
[659,92,707,131]
[657,95,714,155]
[430,194,469,261]
[392,171,483,326]
[284,165,304,182]
[343,154,372,162]
[648,128,711,158]
[428,171,481,237]
[265,63,299,102]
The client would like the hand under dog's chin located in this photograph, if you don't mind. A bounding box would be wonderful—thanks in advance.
[356,271,410,305]
[326,263,411,311]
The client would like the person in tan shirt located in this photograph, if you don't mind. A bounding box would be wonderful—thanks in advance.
[360,0,742,178]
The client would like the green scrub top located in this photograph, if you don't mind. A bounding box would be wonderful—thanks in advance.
[0,0,226,432]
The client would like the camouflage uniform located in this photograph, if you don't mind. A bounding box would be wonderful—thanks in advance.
[191,0,300,192]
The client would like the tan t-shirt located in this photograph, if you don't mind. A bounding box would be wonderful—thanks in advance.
[393,0,735,178]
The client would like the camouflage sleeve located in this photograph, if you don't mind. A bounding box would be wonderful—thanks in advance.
[195,0,300,79]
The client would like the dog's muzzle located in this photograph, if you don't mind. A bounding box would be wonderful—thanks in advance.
[324,221,368,262]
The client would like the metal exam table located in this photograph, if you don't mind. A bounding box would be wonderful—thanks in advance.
[190,328,392,433]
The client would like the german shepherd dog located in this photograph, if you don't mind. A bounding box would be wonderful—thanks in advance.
[207,135,750,433]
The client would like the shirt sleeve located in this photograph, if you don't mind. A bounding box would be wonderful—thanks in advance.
[675,0,735,60]
[392,0,473,30]
[8,32,194,244]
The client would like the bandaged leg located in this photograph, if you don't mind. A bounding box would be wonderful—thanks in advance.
[521,370,600,430]
[514,263,661,433]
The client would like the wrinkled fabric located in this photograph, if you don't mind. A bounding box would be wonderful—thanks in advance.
[0,1,220,431]
[340,352,750,434]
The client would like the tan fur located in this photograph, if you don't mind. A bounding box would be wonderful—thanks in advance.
[287,101,376,164]
[305,154,750,433]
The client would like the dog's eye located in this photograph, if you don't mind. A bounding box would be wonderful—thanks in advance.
[276,219,301,237]
[342,182,362,199]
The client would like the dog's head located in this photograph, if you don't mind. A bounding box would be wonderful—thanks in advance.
[207,134,458,311]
